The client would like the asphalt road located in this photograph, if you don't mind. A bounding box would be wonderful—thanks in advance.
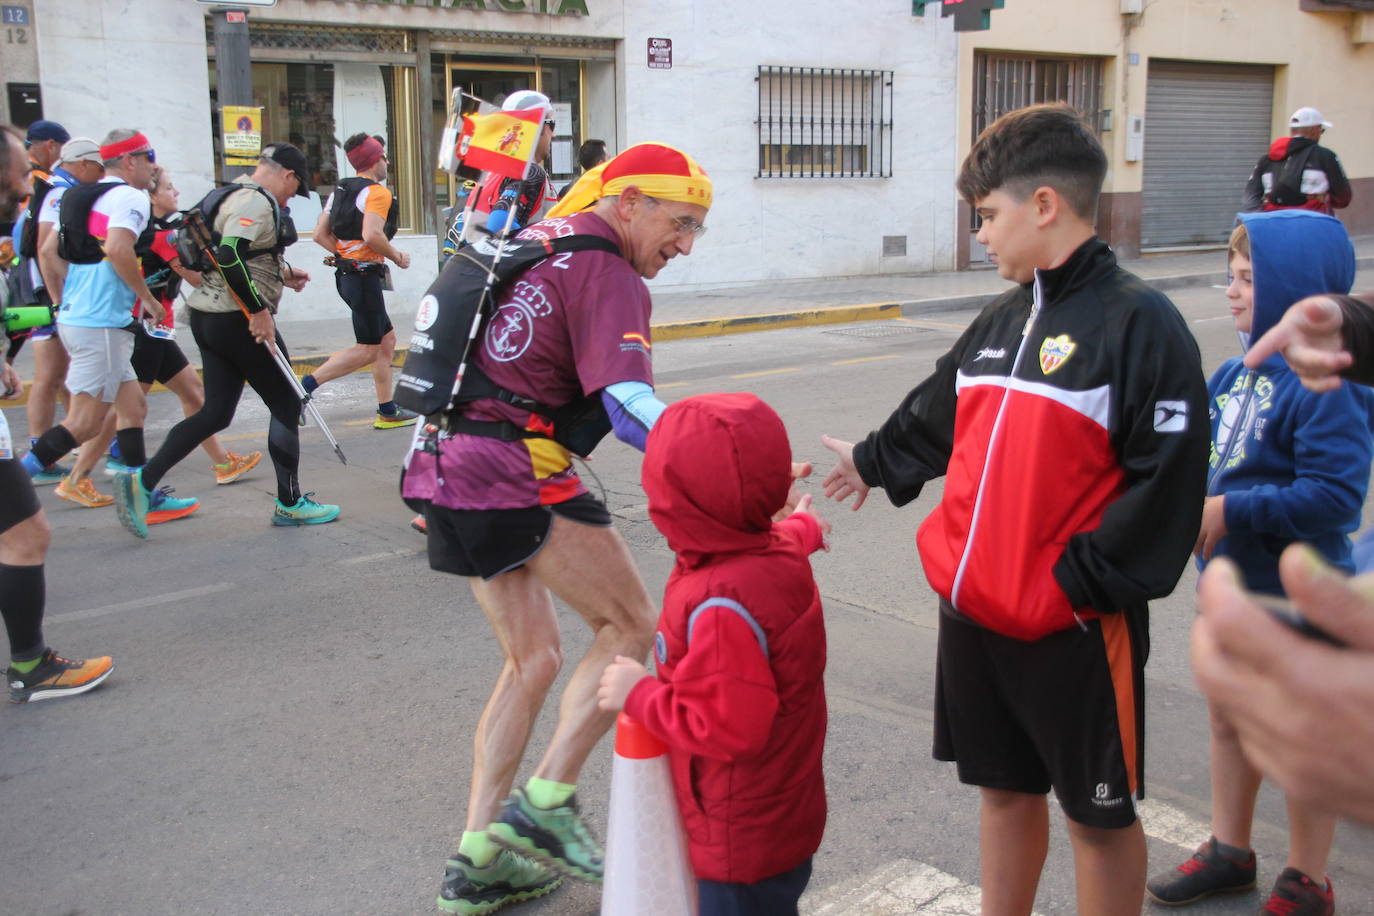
[2,281,1372,915]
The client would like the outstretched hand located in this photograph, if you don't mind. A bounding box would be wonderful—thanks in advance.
[820,434,869,510]
[1244,295,1351,392]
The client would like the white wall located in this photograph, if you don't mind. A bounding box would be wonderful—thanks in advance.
[33,0,216,206]
[620,0,960,291]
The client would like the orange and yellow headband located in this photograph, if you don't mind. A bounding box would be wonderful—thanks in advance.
[547,142,711,219]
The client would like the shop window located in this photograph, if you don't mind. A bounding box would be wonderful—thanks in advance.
[756,66,893,179]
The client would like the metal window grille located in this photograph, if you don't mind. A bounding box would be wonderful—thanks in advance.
[756,66,893,179]
[969,53,1105,236]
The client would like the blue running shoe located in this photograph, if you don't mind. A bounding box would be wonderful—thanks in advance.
[272,493,340,527]
[113,469,152,539]
[31,461,73,486]
[103,459,132,478]
[146,486,200,526]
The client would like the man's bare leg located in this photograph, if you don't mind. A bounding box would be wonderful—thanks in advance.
[27,336,69,437]
[979,787,1049,916]
[310,342,380,386]
[524,516,656,784]
[370,328,397,403]
[1067,816,1146,916]
[462,568,563,833]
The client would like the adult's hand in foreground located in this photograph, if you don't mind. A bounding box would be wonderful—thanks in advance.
[820,434,869,511]
[1244,295,1350,392]
[1191,545,1374,825]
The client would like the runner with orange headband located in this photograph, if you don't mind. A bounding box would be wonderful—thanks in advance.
[421,143,712,915]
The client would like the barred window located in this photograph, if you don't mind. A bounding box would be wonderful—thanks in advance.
[756,66,893,179]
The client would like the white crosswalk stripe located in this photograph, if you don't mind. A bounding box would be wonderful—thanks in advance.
[799,798,1211,914]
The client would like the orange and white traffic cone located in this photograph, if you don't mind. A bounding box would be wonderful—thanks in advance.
[601,712,697,916]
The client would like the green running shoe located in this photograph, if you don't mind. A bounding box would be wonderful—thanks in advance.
[487,788,604,883]
[112,468,152,539]
[31,461,73,486]
[272,493,341,527]
[436,850,562,915]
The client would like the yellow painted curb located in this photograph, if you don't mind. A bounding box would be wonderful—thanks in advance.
[652,302,903,343]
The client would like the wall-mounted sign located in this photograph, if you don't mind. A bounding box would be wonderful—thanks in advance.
[2,5,30,25]
[221,105,263,166]
[648,37,672,70]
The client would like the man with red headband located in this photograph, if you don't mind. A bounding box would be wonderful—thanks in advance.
[306,131,415,430]
[21,129,200,525]
[419,142,711,915]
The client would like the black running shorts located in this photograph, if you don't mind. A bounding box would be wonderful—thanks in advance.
[426,493,613,580]
[130,330,191,386]
[932,602,1145,829]
[335,268,393,345]
[0,458,42,535]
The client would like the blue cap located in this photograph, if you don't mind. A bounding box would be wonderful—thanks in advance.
[26,120,70,144]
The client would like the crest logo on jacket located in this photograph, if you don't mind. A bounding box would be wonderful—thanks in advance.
[1039,334,1076,375]
[654,631,668,665]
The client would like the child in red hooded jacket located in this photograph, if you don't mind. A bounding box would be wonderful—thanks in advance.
[598,391,829,916]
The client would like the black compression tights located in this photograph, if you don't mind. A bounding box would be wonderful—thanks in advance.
[141,310,302,505]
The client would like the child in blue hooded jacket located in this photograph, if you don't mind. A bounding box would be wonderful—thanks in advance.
[1147,209,1373,915]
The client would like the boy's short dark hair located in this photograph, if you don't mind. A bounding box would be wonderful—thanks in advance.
[343,132,370,154]
[956,102,1107,221]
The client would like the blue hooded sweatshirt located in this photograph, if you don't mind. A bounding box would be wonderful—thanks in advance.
[1202,209,1374,595]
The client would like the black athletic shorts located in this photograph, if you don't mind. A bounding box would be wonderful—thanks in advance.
[130,329,191,386]
[932,601,1146,829]
[335,268,393,345]
[426,493,613,580]
[0,458,42,535]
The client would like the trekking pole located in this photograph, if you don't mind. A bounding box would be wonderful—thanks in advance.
[268,344,347,465]
[181,208,348,465]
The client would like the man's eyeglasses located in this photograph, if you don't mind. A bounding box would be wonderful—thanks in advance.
[643,196,707,238]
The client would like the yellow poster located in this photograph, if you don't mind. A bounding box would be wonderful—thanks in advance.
[221,105,263,161]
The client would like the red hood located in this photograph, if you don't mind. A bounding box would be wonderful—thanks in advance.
[1267,135,1317,161]
[643,393,792,563]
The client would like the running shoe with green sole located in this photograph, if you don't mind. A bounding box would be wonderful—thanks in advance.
[487,788,604,883]
[436,850,562,915]
[113,468,152,538]
[374,408,419,430]
[272,493,341,527]
[31,461,73,486]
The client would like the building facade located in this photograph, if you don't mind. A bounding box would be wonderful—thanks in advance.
[5,0,960,318]
[955,0,1374,264]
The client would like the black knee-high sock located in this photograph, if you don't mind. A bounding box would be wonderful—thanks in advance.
[267,417,301,505]
[31,426,78,468]
[115,427,146,468]
[0,564,46,661]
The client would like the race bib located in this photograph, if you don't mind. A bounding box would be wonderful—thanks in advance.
[0,410,12,460]
[145,321,176,341]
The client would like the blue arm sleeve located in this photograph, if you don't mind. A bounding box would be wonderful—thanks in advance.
[601,381,667,452]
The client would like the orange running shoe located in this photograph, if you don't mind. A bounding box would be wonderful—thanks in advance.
[55,475,114,508]
[213,450,262,485]
[8,649,114,703]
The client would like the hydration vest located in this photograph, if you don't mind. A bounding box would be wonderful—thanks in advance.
[171,183,293,273]
[57,181,125,264]
[393,232,621,455]
[328,177,398,243]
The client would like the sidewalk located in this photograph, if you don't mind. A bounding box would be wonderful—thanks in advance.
[7,237,1374,403]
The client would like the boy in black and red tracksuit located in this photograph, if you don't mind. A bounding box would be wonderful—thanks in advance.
[822,103,1211,915]
[599,392,828,916]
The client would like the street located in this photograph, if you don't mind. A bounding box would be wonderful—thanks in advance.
[2,282,1373,915]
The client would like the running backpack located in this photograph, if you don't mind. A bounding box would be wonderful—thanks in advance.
[172,183,282,272]
[393,233,621,419]
[56,181,123,264]
[1268,144,1319,208]
[16,174,53,259]
[328,176,399,242]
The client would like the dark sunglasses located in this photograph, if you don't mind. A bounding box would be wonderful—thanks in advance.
[544,120,556,132]
[132,149,156,164]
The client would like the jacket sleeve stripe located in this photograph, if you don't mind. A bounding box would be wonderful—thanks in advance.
[686,598,769,660]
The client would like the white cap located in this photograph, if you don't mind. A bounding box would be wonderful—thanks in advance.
[1289,107,1332,130]
[502,89,551,112]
